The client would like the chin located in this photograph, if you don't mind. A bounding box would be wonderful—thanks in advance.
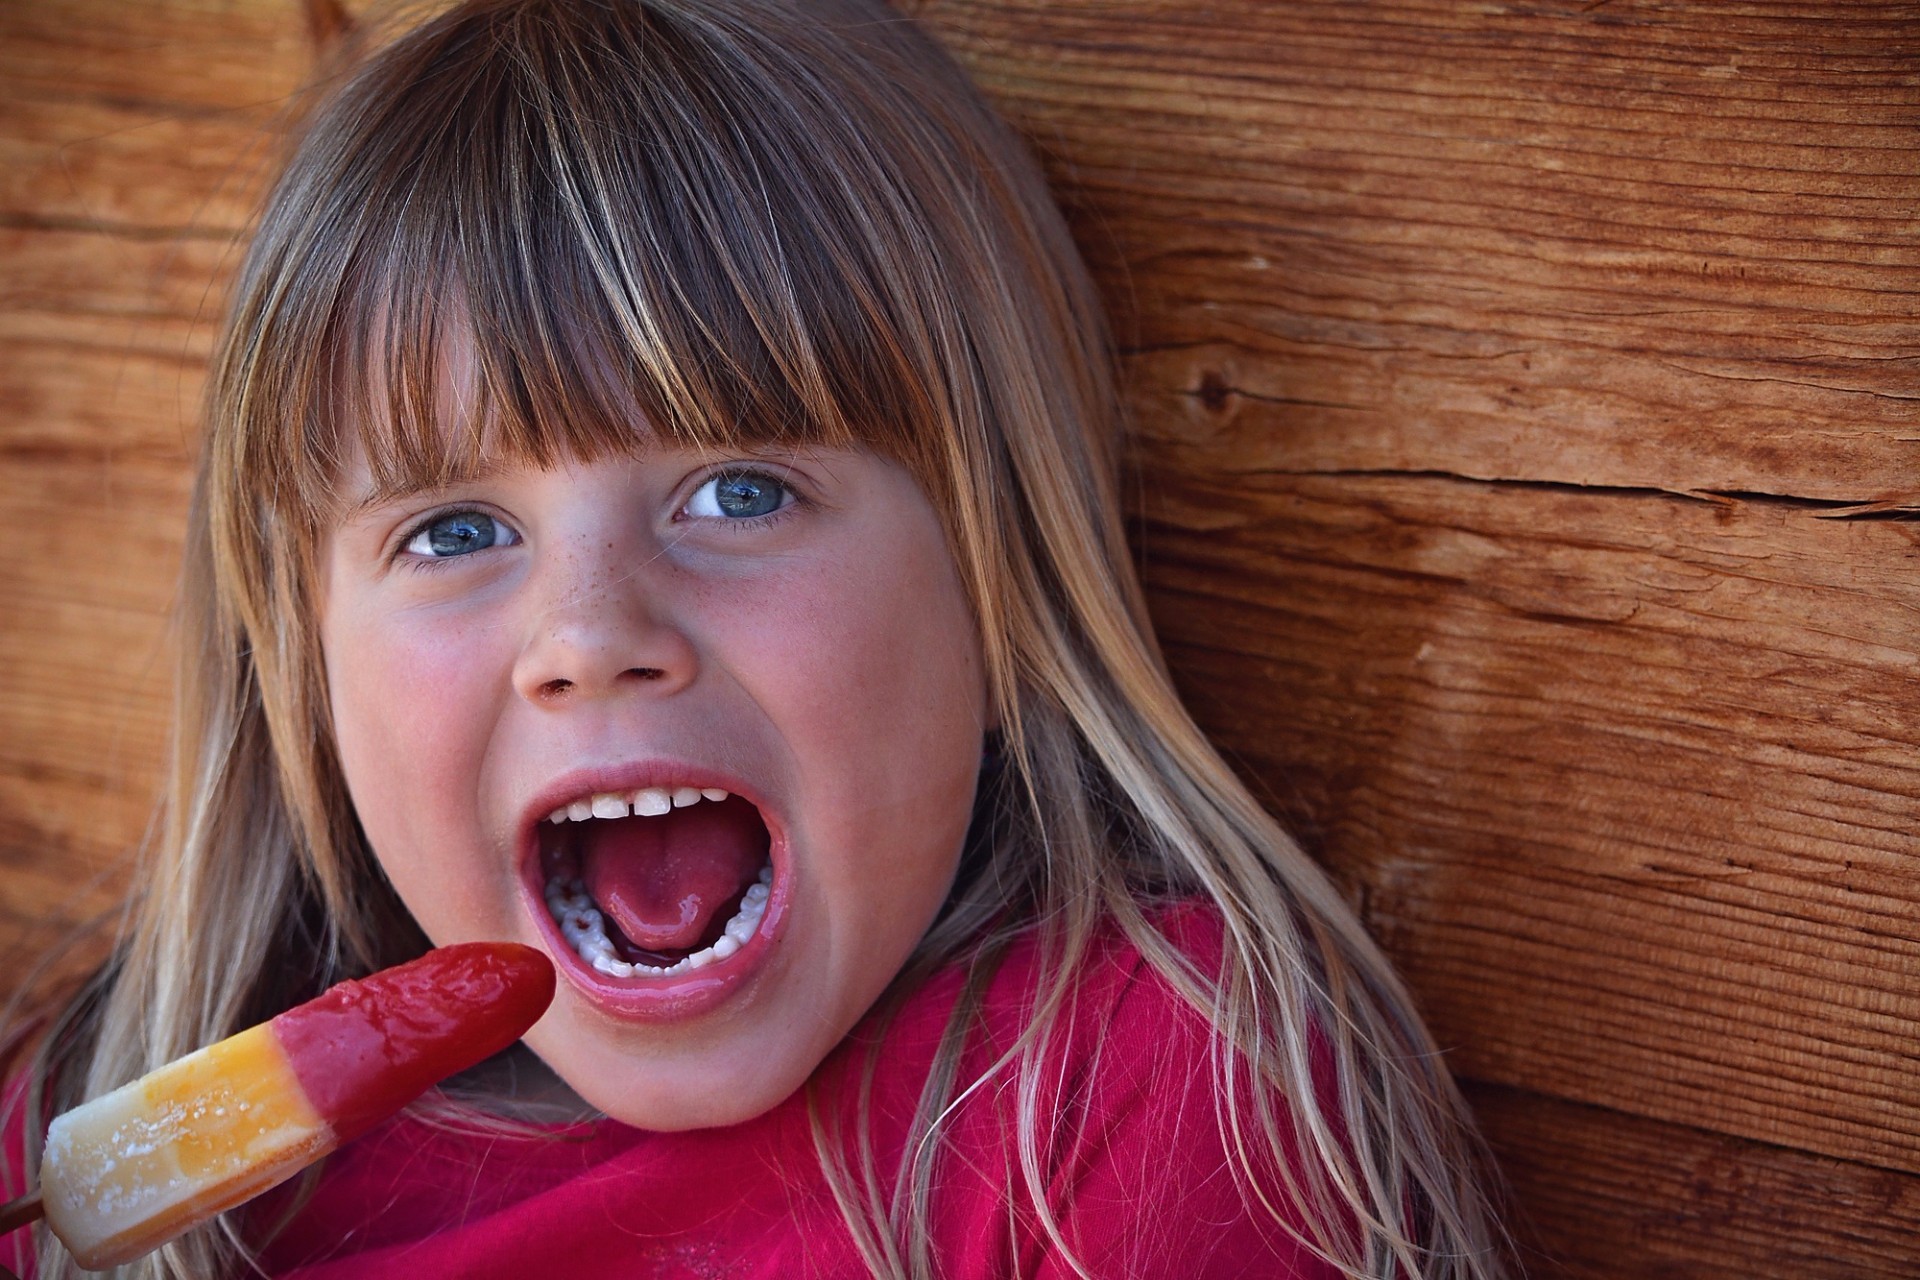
[524,1006,822,1132]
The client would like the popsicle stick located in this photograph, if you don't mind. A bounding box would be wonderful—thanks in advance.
[0,1190,41,1235]
[0,1191,39,1280]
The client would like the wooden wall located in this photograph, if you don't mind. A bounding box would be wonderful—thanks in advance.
[3,1,1917,1275]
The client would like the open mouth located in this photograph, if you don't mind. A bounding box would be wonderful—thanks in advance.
[537,785,775,981]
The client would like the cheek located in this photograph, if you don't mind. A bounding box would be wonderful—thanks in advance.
[742,536,985,846]
[322,606,509,890]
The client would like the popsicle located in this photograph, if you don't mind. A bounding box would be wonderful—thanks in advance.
[26,942,554,1270]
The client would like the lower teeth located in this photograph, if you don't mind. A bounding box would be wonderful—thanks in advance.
[545,865,774,979]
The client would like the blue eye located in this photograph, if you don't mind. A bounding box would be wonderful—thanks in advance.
[687,470,791,520]
[404,510,518,558]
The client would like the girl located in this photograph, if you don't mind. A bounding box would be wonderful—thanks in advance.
[4,0,1509,1275]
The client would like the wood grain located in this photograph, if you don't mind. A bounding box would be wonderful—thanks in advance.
[914,1,1920,1272]
[2,1,1917,1275]
[1139,469,1920,1173]
[1469,1081,1920,1280]
[917,0,1920,499]
[0,0,302,994]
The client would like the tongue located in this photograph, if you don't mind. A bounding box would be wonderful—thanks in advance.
[580,800,768,953]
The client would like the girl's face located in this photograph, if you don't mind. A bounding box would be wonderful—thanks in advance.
[318,439,988,1129]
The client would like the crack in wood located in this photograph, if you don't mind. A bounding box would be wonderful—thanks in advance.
[1212,465,1920,516]
[1179,378,1368,413]
[1654,360,1920,403]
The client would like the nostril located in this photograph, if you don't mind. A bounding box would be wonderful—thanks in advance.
[623,667,666,682]
[537,678,574,700]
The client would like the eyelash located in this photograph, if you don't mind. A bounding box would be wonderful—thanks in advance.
[678,467,804,529]
[391,506,518,570]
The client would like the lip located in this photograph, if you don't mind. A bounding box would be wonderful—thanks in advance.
[516,762,790,1022]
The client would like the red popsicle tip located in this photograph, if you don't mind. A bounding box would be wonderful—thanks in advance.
[269,942,555,1143]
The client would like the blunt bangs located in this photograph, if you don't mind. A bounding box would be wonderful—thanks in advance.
[236,0,978,525]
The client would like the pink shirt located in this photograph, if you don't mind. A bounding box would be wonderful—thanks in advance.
[8,909,1341,1278]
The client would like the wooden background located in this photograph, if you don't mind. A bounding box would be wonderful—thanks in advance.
[3,1,1917,1275]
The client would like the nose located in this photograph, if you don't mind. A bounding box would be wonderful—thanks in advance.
[511,548,698,706]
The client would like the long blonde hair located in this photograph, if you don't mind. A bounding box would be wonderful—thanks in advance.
[18,1,1508,1276]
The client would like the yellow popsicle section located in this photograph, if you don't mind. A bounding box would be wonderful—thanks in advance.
[40,1025,334,1269]
[28,944,554,1271]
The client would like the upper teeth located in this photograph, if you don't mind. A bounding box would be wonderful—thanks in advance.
[549,786,731,825]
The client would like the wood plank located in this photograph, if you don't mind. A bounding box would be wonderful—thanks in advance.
[0,339,213,465]
[0,0,320,252]
[1139,468,1920,1171]
[0,1,312,1001]
[1467,1081,1920,1279]
[0,1,312,115]
[0,93,283,236]
[917,0,1920,501]
[0,451,183,1007]
[0,452,188,867]
[0,225,235,349]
